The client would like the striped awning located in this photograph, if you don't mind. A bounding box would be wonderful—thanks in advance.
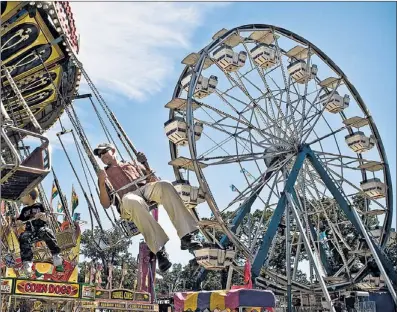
[174,289,276,312]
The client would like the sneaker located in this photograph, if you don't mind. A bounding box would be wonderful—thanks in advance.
[180,233,202,251]
[22,261,33,276]
[156,248,172,272]
[53,254,63,267]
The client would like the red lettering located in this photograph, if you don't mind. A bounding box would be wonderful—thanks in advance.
[40,285,48,293]
[49,284,54,293]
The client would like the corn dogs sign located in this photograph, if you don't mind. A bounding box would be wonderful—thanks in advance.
[15,280,80,298]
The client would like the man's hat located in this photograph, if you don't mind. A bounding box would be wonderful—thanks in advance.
[93,143,115,156]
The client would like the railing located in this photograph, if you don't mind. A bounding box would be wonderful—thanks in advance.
[354,301,376,312]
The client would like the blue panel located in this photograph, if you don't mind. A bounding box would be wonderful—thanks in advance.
[251,149,307,278]
[369,292,396,312]
[305,146,397,286]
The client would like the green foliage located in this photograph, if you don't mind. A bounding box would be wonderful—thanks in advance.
[78,226,137,288]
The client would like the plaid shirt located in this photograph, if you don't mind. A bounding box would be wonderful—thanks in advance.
[101,161,156,212]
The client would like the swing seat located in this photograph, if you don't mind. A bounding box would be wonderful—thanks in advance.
[117,201,158,238]
[56,228,76,250]
[119,219,140,237]
[1,126,51,201]
[0,167,47,201]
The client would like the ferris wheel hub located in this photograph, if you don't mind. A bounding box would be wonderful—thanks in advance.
[263,145,292,167]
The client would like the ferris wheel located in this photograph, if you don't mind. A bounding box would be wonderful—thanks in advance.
[164,25,396,299]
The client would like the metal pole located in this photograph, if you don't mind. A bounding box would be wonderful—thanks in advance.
[292,235,302,280]
[1,66,42,131]
[226,265,234,290]
[286,205,292,312]
[350,207,397,304]
[52,169,75,230]
[285,192,335,312]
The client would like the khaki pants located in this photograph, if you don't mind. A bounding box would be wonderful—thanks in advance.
[120,180,199,253]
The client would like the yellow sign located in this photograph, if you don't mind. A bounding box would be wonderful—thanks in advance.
[15,280,80,298]
[33,301,43,311]
[81,285,96,300]
[0,279,13,294]
[111,289,134,300]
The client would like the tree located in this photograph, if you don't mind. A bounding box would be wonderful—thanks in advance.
[156,263,181,296]
[384,234,397,268]
[78,226,138,288]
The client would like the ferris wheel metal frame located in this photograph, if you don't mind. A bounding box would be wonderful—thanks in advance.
[167,24,396,301]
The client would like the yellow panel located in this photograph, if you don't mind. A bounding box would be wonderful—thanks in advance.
[210,291,227,311]
[184,292,199,311]
[4,65,62,123]
[5,84,57,112]
[14,106,45,127]
[1,2,25,23]
[2,11,64,81]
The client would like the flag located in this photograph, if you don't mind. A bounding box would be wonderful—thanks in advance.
[243,259,253,289]
[230,184,238,192]
[241,168,255,180]
[71,186,79,214]
[51,181,58,200]
[57,201,63,213]
[72,213,81,222]
[231,259,252,290]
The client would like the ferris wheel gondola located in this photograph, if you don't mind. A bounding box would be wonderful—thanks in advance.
[165,25,396,301]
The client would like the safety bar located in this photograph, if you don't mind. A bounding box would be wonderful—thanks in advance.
[1,125,51,184]
[110,171,156,195]
[0,127,22,183]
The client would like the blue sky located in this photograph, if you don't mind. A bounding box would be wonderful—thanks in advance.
[41,2,396,266]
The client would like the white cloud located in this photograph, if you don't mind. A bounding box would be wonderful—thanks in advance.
[70,2,220,100]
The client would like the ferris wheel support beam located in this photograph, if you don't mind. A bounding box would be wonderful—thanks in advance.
[252,145,397,301]
[285,192,335,312]
[306,215,332,275]
[252,149,307,278]
[289,190,333,276]
[194,183,265,289]
[306,148,397,304]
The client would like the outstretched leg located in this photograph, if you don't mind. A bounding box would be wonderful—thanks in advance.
[36,226,61,256]
[36,226,63,271]
[141,180,201,250]
[18,231,35,275]
[121,192,169,254]
[19,231,34,262]
[121,192,171,272]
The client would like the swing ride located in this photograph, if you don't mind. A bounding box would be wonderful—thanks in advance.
[1,1,396,312]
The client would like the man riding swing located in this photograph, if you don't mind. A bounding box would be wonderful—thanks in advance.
[94,143,202,272]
